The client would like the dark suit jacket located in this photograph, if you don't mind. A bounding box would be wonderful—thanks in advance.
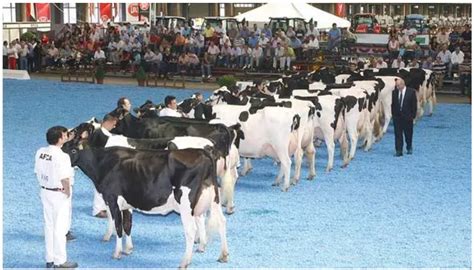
[391,87,418,120]
[88,128,109,148]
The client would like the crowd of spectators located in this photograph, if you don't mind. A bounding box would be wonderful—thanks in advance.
[2,20,471,94]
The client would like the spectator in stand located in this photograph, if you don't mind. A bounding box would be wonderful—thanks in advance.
[230,44,242,68]
[365,57,377,69]
[234,34,245,49]
[240,25,251,40]
[295,23,305,40]
[131,51,141,71]
[93,46,106,65]
[251,43,264,70]
[228,25,239,42]
[432,56,447,89]
[241,44,252,69]
[436,27,450,49]
[174,32,186,54]
[403,34,417,61]
[286,26,296,39]
[397,31,407,48]
[388,35,400,61]
[252,24,261,37]
[201,52,212,79]
[290,36,302,60]
[119,50,131,72]
[262,23,272,39]
[327,23,342,52]
[7,42,17,69]
[185,50,199,76]
[177,52,187,73]
[218,43,232,67]
[248,32,259,48]
[27,41,36,72]
[408,58,419,68]
[449,26,461,46]
[19,42,29,70]
[144,47,162,73]
[207,42,220,65]
[3,41,8,69]
[203,24,215,43]
[280,44,295,71]
[422,56,433,70]
[262,43,273,70]
[219,32,231,47]
[182,23,191,37]
[214,22,225,35]
[59,44,73,69]
[449,46,464,79]
[303,34,319,59]
[258,34,270,56]
[375,57,388,68]
[273,42,284,70]
[458,59,471,96]
[461,24,471,42]
[108,38,120,64]
[437,45,452,75]
[194,31,205,57]
[306,23,320,40]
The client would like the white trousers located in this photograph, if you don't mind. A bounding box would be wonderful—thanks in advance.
[92,189,107,216]
[66,186,72,232]
[41,189,69,265]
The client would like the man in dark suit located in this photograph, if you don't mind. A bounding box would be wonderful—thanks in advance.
[391,77,418,156]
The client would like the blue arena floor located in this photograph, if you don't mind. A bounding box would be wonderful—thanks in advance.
[3,79,471,268]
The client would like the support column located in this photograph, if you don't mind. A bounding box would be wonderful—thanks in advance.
[225,3,234,17]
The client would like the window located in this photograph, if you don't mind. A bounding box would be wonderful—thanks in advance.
[234,4,254,8]
[219,3,225,17]
[63,3,77,24]
[2,3,16,23]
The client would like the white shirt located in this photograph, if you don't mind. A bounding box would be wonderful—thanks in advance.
[35,145,74,189]
[159,107,182,117]
[3,45,8,56]
[450,51,464,65]
[376,62,388,69]
[306,28,320,38]
[252,47,263,58]
[307,39,319,49]
[437,50,452,64]
[391,60,405,68]
[399,86,406,110]
[94,50,106,59]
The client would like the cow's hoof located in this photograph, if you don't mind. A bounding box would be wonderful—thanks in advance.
[225,206,235,215]
[325,167,332,172]
[196,246,206,253]
[112,252,122,260]
[307,175,315,180]
[217,252,229,263]
[281,186,289,192]
[123,248,133,255]
[271,182,279,187]
[102,235,111,242]
[341,164,349,169]
[428,113,433,117]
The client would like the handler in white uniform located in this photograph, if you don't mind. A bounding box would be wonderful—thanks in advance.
[35,126,78,268]
[159,95,183,117]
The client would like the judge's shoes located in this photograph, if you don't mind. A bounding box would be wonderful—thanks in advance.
[407,149,413,155]
[54,261,78,268]
[66,231,76,242]
[46,262,54,268]
[394,152,403,157]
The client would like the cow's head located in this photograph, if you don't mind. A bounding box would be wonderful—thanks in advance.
[178,98,200,114]
[133,100,160,118]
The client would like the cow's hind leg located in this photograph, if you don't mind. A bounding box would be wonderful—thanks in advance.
[108,200,123,259]
[179,191,197,269]
[206,188,228,263]
[195,215,207,253]
[240,158,253,176]
[122,209,133,255]
[103,206,114,242]
[305,143,316,180]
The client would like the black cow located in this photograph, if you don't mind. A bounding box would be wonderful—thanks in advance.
[62,140,229,268]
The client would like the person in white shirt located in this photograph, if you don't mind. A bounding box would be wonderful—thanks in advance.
[375,57,388,69]
[159,95,183,117]
[251,44,264,69]
[19,42,29,70]
[273,43,284,70]
[305,23,320,39]
[35,126,78,268]
[303,34,319,58]
[207,42,220,65]
[88,114,118,219]
[144,47,162,72]
[93,47,106,64]
[3,41,8,69]
[391,56,406,68]
[230,45,242,68]
[437,46,452,70]
[7,43,18,69]
[449,46,464,78]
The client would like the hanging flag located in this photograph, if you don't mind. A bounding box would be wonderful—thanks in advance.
[99,3,112,22]
[335,3,346,18]
[36,3,50,22]
[26,3,36,20]
[89,3,95,20]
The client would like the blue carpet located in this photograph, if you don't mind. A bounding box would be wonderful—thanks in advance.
[3,79,471,268]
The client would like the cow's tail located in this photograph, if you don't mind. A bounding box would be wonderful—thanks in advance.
[220,156,234,212]
[432,82,437,105]
[202,146,219,205]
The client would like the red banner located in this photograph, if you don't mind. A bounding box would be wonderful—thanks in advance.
[26,3,36,20]
[36,3,50,22]
[99,3,112,22]
[335,3,346,18]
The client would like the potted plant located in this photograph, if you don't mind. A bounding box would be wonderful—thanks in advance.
[95,65,106,84]
[135,66,147,87]
[216,75,237,88]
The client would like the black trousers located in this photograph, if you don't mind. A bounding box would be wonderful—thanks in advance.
[393,116,413,153]
[3,55,7,69]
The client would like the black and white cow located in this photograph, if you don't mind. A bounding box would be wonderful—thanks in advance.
[62,140,229,268]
